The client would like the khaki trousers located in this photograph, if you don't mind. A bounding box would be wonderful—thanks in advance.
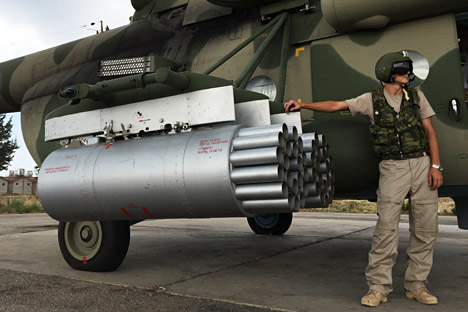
[365,156,438,296]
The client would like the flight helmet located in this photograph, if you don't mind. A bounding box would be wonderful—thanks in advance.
[375,51,413,83]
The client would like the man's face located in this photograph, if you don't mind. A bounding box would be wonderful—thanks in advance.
[391,60,412,85]
[394,72,410,85]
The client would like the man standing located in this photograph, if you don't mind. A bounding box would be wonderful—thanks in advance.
[284,51,443,307]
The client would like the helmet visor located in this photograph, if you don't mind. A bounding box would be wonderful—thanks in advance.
[392,61,413,75]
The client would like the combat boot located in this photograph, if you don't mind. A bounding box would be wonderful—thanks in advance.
[405,288,438,304]
[361,290,388,307]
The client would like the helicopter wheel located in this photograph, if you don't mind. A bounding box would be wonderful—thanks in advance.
[58,220,130,272]
[247,213,292,235]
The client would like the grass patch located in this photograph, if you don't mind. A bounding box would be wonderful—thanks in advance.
[0,196,44,214]
[303,200,377,214]
[303,198,456,216]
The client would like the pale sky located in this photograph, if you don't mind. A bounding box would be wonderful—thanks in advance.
[0,0,135,175]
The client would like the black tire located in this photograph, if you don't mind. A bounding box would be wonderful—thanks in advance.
[58,220,130,272]
[247,213,292,235]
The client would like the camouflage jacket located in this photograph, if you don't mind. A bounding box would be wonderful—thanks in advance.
[369,88,429,160]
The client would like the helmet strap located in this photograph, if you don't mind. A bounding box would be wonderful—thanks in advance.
[402,88,410,101]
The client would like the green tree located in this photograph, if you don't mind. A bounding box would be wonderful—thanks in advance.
[0,114,18,171]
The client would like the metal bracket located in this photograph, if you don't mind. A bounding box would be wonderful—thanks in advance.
[45,86,237,142]
[300,4,317,13]
[261,15,272,23]
[59,139,70,146]
[103,120,114,142]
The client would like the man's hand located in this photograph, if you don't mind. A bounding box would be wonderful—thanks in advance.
[284,100,303,113]
[428,167,443,190]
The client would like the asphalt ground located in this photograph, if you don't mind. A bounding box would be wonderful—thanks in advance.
[0,269,272,312]
[0,212,467,311]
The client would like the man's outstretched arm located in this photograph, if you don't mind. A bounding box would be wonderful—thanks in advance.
[284,100,349,113]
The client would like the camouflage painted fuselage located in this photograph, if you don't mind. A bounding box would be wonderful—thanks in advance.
[0,0,467,198]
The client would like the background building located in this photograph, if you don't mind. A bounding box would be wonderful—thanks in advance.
[0,169,38,195]
[0,177,8,195]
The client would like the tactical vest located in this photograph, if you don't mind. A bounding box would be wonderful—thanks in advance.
[369,88,429,160]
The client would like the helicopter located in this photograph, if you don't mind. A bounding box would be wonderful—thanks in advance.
[0,0,467,271]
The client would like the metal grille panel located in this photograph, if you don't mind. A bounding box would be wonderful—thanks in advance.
[99,56,152,77]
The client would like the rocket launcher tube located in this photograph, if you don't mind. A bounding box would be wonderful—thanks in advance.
[232,132,286,150]
[319,160,331,174]
[288,179,299,196]
[301,140,317,153]
[234,182,289,200]
[286,126,299,141]
[291,142,299,158]
[306,167,317,182]
[241,194,299,213]
[284,171,293,188]
[285,142,292,157]
[230,147,284,167]
[305,182,320,197]
[302,166,310,183]
[237,123,288,137]
[230,165,285,184]
[299,132,318,143]
[317,134,327,148]
[282,155,290,171]
[305,194,326,208]
[319,147,329,161]
[298,193,306,210]
[289,156,303,172]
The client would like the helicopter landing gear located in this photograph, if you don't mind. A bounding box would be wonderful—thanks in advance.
[247,213,292,235]
[58,220,130,272]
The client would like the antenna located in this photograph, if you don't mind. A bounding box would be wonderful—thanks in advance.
[82,20,109,34]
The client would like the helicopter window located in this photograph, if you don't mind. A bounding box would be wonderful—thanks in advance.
[400,50,429,87]
[245,76,277,101]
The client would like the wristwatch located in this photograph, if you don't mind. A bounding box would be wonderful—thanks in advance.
[431,164,443,172]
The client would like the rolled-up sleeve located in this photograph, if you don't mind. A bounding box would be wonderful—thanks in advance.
[417,91,435,119]
[346,92,373,118]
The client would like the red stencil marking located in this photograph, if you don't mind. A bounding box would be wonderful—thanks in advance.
[121,208,133,218]
[83,257,87,264]
[105,144,113,150]
[142,207,154,218]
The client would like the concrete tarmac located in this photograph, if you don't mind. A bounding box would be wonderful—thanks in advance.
[0,212,467,311]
